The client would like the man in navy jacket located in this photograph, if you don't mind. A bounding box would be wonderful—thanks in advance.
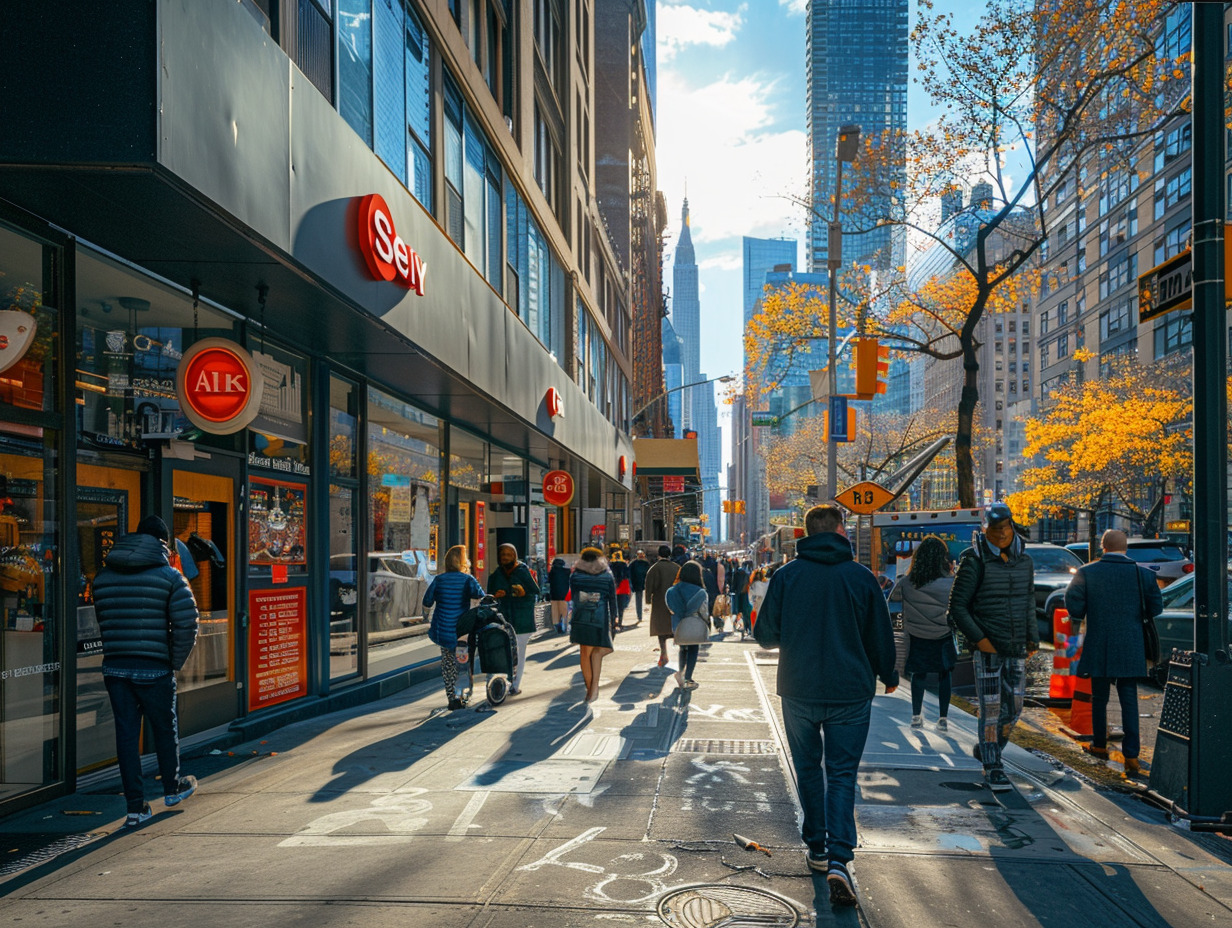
[93,515,200,826]
[755,505,897,907]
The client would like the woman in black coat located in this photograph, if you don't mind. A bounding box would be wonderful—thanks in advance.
[547,557,571,634]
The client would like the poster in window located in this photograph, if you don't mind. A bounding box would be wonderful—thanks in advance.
[248,587,308,710]
[248,477,307,566]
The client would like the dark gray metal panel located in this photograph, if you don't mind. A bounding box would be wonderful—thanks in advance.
[157,0,292,250]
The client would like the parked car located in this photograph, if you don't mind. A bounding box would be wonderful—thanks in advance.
[328,551,431,634]
[1150,569,1232,683]
[1062,539,1193,586]
[1025,543,1084,644]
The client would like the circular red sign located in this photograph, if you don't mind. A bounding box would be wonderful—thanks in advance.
[543,470,575,507]
[176,338,264,435]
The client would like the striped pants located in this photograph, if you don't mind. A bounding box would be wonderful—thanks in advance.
[972,651,1025,770]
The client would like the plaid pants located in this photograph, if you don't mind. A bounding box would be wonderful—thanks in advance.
[972,650,1025,769]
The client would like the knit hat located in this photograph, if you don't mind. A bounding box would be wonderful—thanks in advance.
[136,515,170,542]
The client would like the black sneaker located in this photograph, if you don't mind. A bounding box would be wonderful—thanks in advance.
[164,775,197,807]
[125,804,153,827]
[985,767,1013,792]
[805,849,827,872]
[448,698,464,711]
[827,862,857,906]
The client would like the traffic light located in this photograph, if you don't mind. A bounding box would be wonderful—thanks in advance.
[722,500,732,513]
[854,337,890,400]
[735,500,746,514]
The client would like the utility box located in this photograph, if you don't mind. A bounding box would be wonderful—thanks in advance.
[1150,651,1232,818]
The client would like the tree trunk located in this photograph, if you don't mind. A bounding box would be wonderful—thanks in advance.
[955,331,981,509]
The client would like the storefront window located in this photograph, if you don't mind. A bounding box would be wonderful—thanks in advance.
[328,377,359,681]
[0,428,62,798]
[247,342,310,476]
[365,387,440,678]
[0,226,59,415]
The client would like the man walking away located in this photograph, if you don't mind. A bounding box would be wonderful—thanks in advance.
[644,545,678,667]
[488,543,540,696]
[1064,529,1162,776]
[630,550,650,625]
[93,515,200,826]
[947,502,1038,793]
[547,557,571,634]
[755,505,898,907]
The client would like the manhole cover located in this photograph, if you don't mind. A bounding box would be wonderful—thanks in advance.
[657,884,803,928]
[674,739,776,755]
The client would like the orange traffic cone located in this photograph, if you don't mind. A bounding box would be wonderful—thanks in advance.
[1069,675,1093,737]
[1049,607,1077,700]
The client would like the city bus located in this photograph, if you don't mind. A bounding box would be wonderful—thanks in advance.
[870,508,985,583]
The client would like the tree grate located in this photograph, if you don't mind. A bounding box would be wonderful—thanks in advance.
[674,739,776,755]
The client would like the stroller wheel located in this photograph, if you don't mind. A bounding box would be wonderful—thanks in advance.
[487,674,509,705]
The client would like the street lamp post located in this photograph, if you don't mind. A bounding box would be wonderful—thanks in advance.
[826,124,861,502]
[632,374,735,431]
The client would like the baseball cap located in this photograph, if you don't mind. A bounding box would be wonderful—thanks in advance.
[984,503,1013,527]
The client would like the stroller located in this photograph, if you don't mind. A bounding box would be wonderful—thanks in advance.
[455,595,519,706]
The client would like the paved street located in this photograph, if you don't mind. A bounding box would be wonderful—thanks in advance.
[3,623,1231,926]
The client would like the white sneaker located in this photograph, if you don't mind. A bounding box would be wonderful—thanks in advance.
[910,715,923,728]
[936,718,948,732]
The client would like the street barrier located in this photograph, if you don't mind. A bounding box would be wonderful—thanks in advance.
[1049,606,1079,700]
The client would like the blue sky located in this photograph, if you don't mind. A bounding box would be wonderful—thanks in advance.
[654,0,960,486]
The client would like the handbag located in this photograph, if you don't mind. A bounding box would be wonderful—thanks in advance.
[616,578,632,596]
[1136,566,1162,667]
[713,593,731,618]
[674,608,711,645]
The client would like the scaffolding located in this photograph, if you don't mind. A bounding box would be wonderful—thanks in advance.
[629,110,669,438]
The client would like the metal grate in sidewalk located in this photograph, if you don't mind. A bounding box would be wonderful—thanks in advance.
[673,739,776,755]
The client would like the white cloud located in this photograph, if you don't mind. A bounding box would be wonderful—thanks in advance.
[700,252,742,272]
[657,4,745,64]
[778,0,807,15]
[657,69,807,247]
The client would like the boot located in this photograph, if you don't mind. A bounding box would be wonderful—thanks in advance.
[1124,757,1140,776]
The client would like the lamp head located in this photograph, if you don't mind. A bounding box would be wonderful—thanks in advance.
[837,124,862,162]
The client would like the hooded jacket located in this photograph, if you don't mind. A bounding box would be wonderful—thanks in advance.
[487,546,541,633]
[568,555,618,627]
[92,533,200,671]
[754,532,898,702]
[666,581,709,634]
[547,558,571,600]
[948,532,1038,657]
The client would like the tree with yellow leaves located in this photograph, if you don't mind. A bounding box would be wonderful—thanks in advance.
[828,0,1191,507]
[1005,354,1191,534]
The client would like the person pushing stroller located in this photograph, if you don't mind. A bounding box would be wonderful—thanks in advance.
[456,595,519,706]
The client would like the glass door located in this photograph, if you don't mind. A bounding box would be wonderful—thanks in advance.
[171,466,238,734]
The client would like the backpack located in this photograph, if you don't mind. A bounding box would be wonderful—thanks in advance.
[571,589,607,631]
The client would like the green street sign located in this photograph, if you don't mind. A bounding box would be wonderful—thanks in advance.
[751,411,778,428]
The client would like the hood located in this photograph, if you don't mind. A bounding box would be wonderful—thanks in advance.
[795,532,854,565]
[551,558,566,569]
[104,533,171,572]
[573,555,610,575]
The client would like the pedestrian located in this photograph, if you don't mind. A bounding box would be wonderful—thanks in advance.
[644,545,678,667]
[630,549,650,625]
[568,546,618,702]
[754,505,898,907]
[547,556,571,634]
[91,515,201,827]
[729,560,751,639]
[487,543,540,696]
[1063,529,1162,776]
[947,502,1038,793]
[890,535,957,731]
[667,560,710,689]
[701,555,720,620]
[424,545,485,710]
[610,550,632,630]
[672,544,688,567]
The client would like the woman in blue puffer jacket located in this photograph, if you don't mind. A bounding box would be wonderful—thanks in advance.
[666,560,709,690]
[424,545,484,710]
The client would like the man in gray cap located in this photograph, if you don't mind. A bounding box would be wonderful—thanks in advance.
[947,503,1037,792]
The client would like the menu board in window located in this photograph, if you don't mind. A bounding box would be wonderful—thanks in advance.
[248,477,307,567]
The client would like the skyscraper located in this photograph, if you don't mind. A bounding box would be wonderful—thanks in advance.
[807,0,908,274]
[671,199,722,539]
[743,237,797,324]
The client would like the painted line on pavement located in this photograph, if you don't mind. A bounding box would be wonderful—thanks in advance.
[446,789,490,841]
[746,649,803,822]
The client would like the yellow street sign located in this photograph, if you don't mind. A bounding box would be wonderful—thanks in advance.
[838,481,895,515]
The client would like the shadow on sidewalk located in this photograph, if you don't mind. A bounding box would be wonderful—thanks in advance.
[468,684,596,787]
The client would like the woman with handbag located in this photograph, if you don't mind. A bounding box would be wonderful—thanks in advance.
[569,547,619,703]
[666,560,711,690]
[889,535,958,731]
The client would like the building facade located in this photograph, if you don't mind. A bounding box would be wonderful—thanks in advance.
[0,0,639,815]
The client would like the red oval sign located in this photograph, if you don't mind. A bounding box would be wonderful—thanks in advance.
[176,338,264,435]
[543,470,575,507]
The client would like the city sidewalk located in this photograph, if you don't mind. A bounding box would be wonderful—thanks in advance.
[2,623,1230,927]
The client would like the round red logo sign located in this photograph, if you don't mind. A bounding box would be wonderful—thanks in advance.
[543,470,575,507]
[176,338,264,435]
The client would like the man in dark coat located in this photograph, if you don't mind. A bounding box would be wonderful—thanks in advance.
[755,505,898,907]
[1064,529,1162,775]
[488,543,541,695]
[93,515,200,826]
[947,502,1037,793]
[630,550,651,624]
[547,557,571,634]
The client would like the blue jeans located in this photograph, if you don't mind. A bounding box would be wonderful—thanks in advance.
[1091,677,1140,758]
[633,590,644,622]
[781,697,872,864]
[678,644,699,680]
[104,672,182,813]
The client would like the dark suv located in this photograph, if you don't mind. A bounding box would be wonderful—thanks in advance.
[1026,544,1084,645]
